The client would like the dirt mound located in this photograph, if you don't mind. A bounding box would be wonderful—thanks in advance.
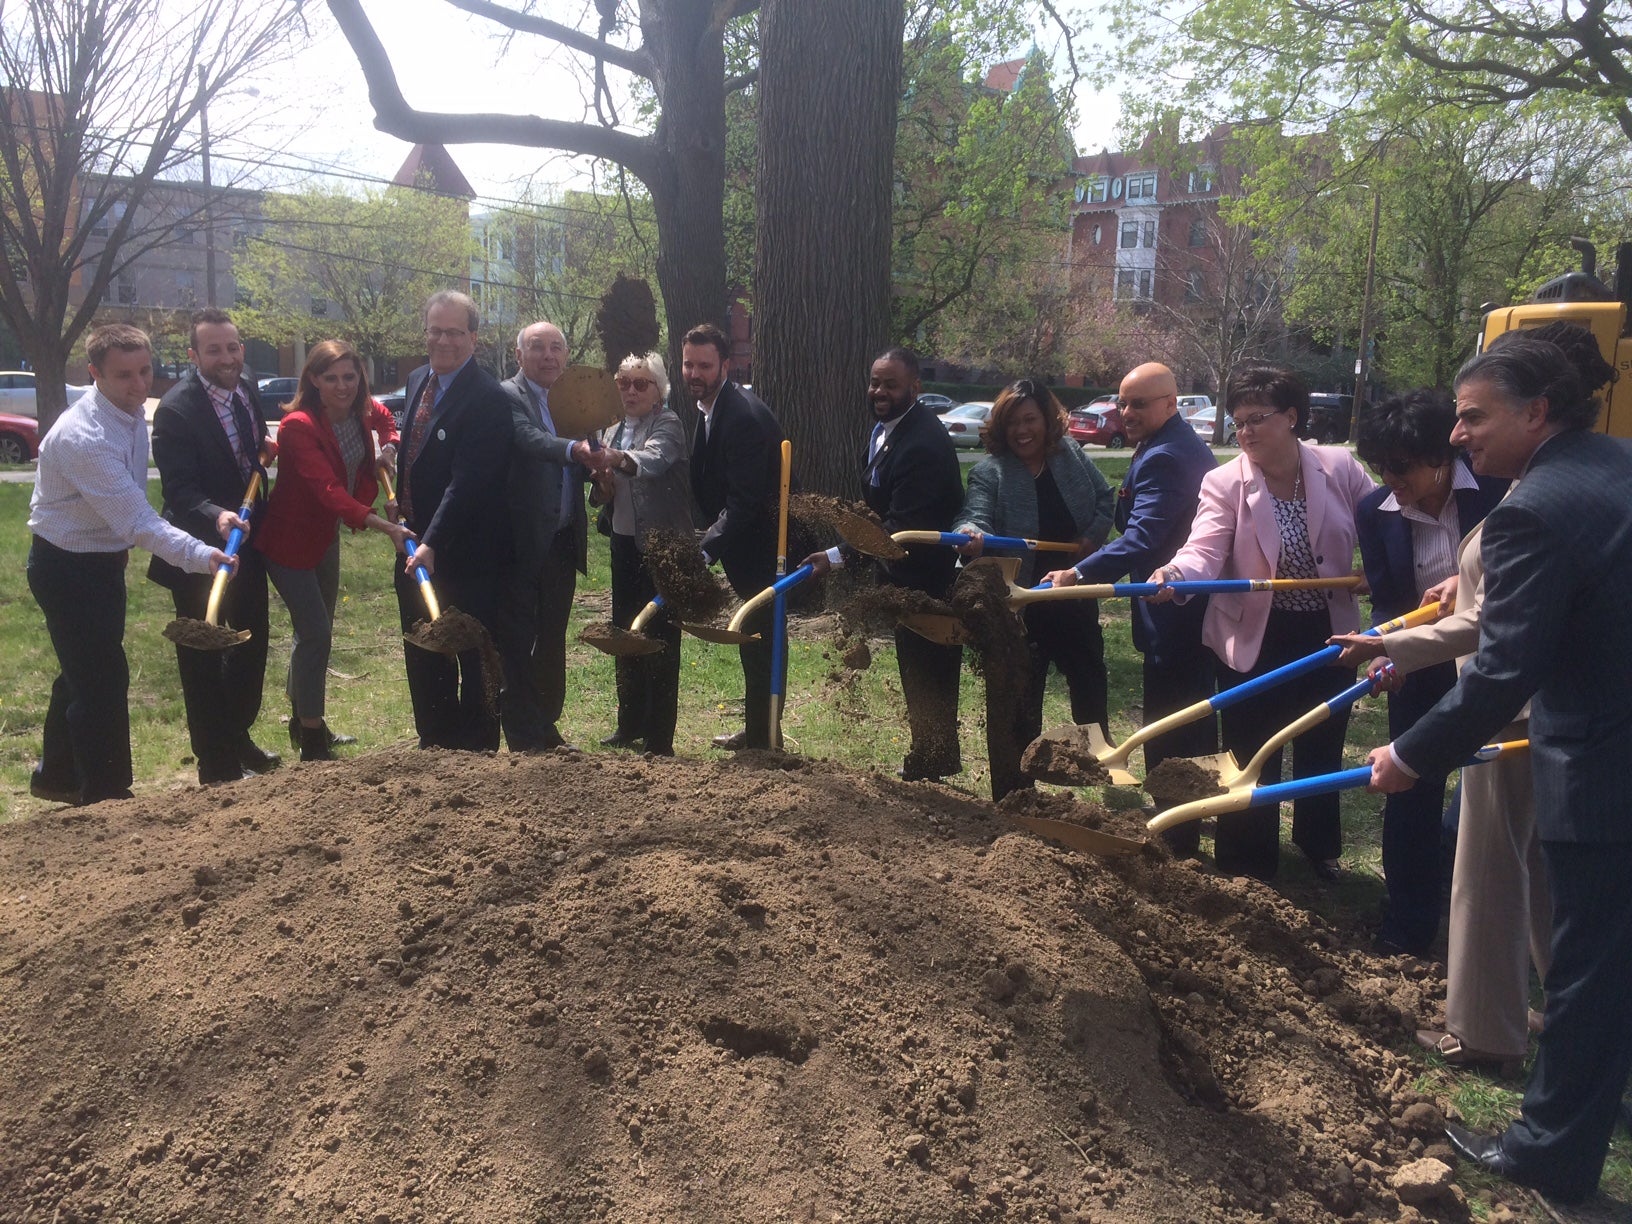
[0,747,1498,1222]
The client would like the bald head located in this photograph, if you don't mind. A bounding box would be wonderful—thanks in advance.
[517,320,568,390]
[1117,362,1180,444]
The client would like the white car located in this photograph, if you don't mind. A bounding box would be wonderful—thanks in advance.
[938,401,993,449]
[1188,406,1236,445]
[0,370,92,418]
[1177,395,1214,416]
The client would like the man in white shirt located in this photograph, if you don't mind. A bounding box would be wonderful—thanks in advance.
[28,325,235,805]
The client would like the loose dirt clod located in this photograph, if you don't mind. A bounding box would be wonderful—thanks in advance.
[1,745,1552,1221]
[790,494,904,560]
[1142,757,1230,809]
[643,528,730,622]
[1021,724,1113,787]
[578,620,665,657]
[161,618,249,650]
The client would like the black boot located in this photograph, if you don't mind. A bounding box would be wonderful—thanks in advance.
[299,722,333,762]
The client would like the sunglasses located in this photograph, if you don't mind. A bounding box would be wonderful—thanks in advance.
[615,376,653,392]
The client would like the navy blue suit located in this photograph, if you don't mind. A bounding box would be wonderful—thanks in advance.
[1397,430,1632,1201]
[1356,459,1506,953]
[1076,412,1217,849]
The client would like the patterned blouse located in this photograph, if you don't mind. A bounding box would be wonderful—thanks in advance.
[333,414,369,490]
[1270,492,1325,612]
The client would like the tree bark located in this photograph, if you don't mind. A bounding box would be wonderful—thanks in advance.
[752,0,903,498]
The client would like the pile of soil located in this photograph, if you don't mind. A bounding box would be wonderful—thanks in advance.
[1,745,1533,1223]
[642,530,729,623]
[1142,757,1231,810]
[1021,725,1113,788]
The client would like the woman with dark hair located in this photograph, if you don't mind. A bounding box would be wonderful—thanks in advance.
[1152,363,1375,880]
[955,378,1114,792]
[256,341,411,759]
[1348,390,1507,955]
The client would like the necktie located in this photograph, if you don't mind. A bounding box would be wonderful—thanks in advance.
[400,374,437,523]
[867,423,886,487]
[227,390,256,479]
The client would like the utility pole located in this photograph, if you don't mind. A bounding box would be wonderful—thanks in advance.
[1348,190,1381,443]
[197,66,217,307]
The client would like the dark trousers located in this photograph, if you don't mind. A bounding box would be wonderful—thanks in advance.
[609,531,681,754]
[497,527,577,751]
[1144,645,1222,857]
[1503,840,1632,1199]
[1378,660,1457,952]
[895,623,963,777]
[168,549,269,783]
[1216,607,1352,879]
[1020,598,1109,747]
[394,561,500,752]
[28,537,133,804]
[723,557,782,750]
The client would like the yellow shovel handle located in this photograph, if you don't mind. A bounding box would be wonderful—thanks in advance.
[776,439,792,576]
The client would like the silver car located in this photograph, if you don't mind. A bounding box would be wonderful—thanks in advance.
[938,401,992,449]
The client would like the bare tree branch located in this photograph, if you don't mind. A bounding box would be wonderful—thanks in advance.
[442,0,656,78]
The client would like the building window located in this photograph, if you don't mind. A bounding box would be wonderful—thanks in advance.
[175,271,196,307]
[312,298,329,318]
[1188,166,1216,193]
[1075,175,1110,204]
[1120,221,1139,249]
[1138,270,1153,299]
[178,226,196,245]
[1091,223,1102,244]
[1116,269,1135,299]
[116,276,137,305]
[88,201,126,238]
[1142,220,1156,248]
[1125,172,1157,202]
[1185,270,1206,302]
[232,230,249,252]
[1188,220,1207,247]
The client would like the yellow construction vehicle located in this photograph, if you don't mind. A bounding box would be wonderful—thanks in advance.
[1479,239,1632,436]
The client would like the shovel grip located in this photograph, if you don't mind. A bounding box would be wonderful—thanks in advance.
[631,597,664,635]
[728,564,815,635]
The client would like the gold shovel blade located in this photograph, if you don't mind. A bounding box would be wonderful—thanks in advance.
[681,622,759,645]
[1007,813,1146,857]
[161,618,252,650]
[578,625,666,657]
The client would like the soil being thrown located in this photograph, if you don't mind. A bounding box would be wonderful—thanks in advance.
[643,529,730,623]
[0,745,1518,1223]
[578,620,664,658]
[405,609,501,714]
[789,494,904,560]
[1021,725,1113,788]
[951,560,1032,800]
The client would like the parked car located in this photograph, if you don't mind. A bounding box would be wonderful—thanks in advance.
[1068,403,1126,448]
[917,393,958,413]
[256,376,299,421]
[0,411,39,464]
[0,370,92,418]
[938,401,992,449]
[377,389,408,428]
[1303,393,1353,444]
[1177,394,1214,417]
[1188,406,1237,446]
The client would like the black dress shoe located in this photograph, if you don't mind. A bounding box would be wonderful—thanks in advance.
[29,770,80,805]
[1445,1124,1588,1205]
[236,736,282,774]
[326,728,357,747]
[601,730,644,749]
[712,729,749,750]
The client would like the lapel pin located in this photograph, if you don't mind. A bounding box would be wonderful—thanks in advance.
[436,428,446,441]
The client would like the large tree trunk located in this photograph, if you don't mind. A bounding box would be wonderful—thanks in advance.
[752,0,903,498]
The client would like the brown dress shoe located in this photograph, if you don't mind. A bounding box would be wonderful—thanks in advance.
[1416,1030,1522,1077]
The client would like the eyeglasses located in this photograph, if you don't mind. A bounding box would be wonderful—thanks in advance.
[615,376,653,392]
[1233,408,1285,432]
[424,327,469,342]
[1115,394,1171,412]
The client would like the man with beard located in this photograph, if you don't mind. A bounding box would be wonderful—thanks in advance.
[804,347,965,779]
[148,308,278,785]
[684,322,785,751]
[498,320,590,752]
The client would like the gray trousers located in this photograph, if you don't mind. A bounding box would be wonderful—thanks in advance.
[266,535,340,722]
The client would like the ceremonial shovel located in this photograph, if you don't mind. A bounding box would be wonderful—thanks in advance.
[162,470,260,651]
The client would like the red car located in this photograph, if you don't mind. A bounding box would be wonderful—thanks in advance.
[0,411,40,464]
[1067,397,1126,448]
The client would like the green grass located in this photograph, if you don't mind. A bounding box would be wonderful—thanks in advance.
[2,465,1625,1211]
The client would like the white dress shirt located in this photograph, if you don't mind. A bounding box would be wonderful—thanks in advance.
[28,387,217,573]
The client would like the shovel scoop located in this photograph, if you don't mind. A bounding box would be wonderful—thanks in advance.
[162,471,261,651]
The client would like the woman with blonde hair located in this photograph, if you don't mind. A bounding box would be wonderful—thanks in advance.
[256,340,411,759]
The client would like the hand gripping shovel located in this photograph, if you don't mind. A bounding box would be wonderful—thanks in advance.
[1025,600,1445,787]
[900,555,1365,647]
[1144,665,1395,806]
[1013,739,1530,859]
[162,471,260,650]
[378,471,489,658]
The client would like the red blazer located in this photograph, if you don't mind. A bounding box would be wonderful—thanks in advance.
[256,401,399,570]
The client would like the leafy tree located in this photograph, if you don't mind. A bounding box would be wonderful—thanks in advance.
[0,0,304,430]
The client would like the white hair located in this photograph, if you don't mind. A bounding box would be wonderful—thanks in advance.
[618,351,669,400]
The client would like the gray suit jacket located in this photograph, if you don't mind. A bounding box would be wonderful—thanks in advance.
[600,408,695,541]
[956,443,1115,587]
[503,373,588,574]
[1396,430,1632,842]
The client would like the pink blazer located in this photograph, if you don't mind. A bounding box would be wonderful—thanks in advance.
[1168,443,1376,671]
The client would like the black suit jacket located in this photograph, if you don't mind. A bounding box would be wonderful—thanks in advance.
[397,358,514,581]
[691,381,783,593]
[147,368,270,590]
[501,374,588,574]
[1396,430,1632,842]
[862,400,963,597]
[1356,457,1507,621]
